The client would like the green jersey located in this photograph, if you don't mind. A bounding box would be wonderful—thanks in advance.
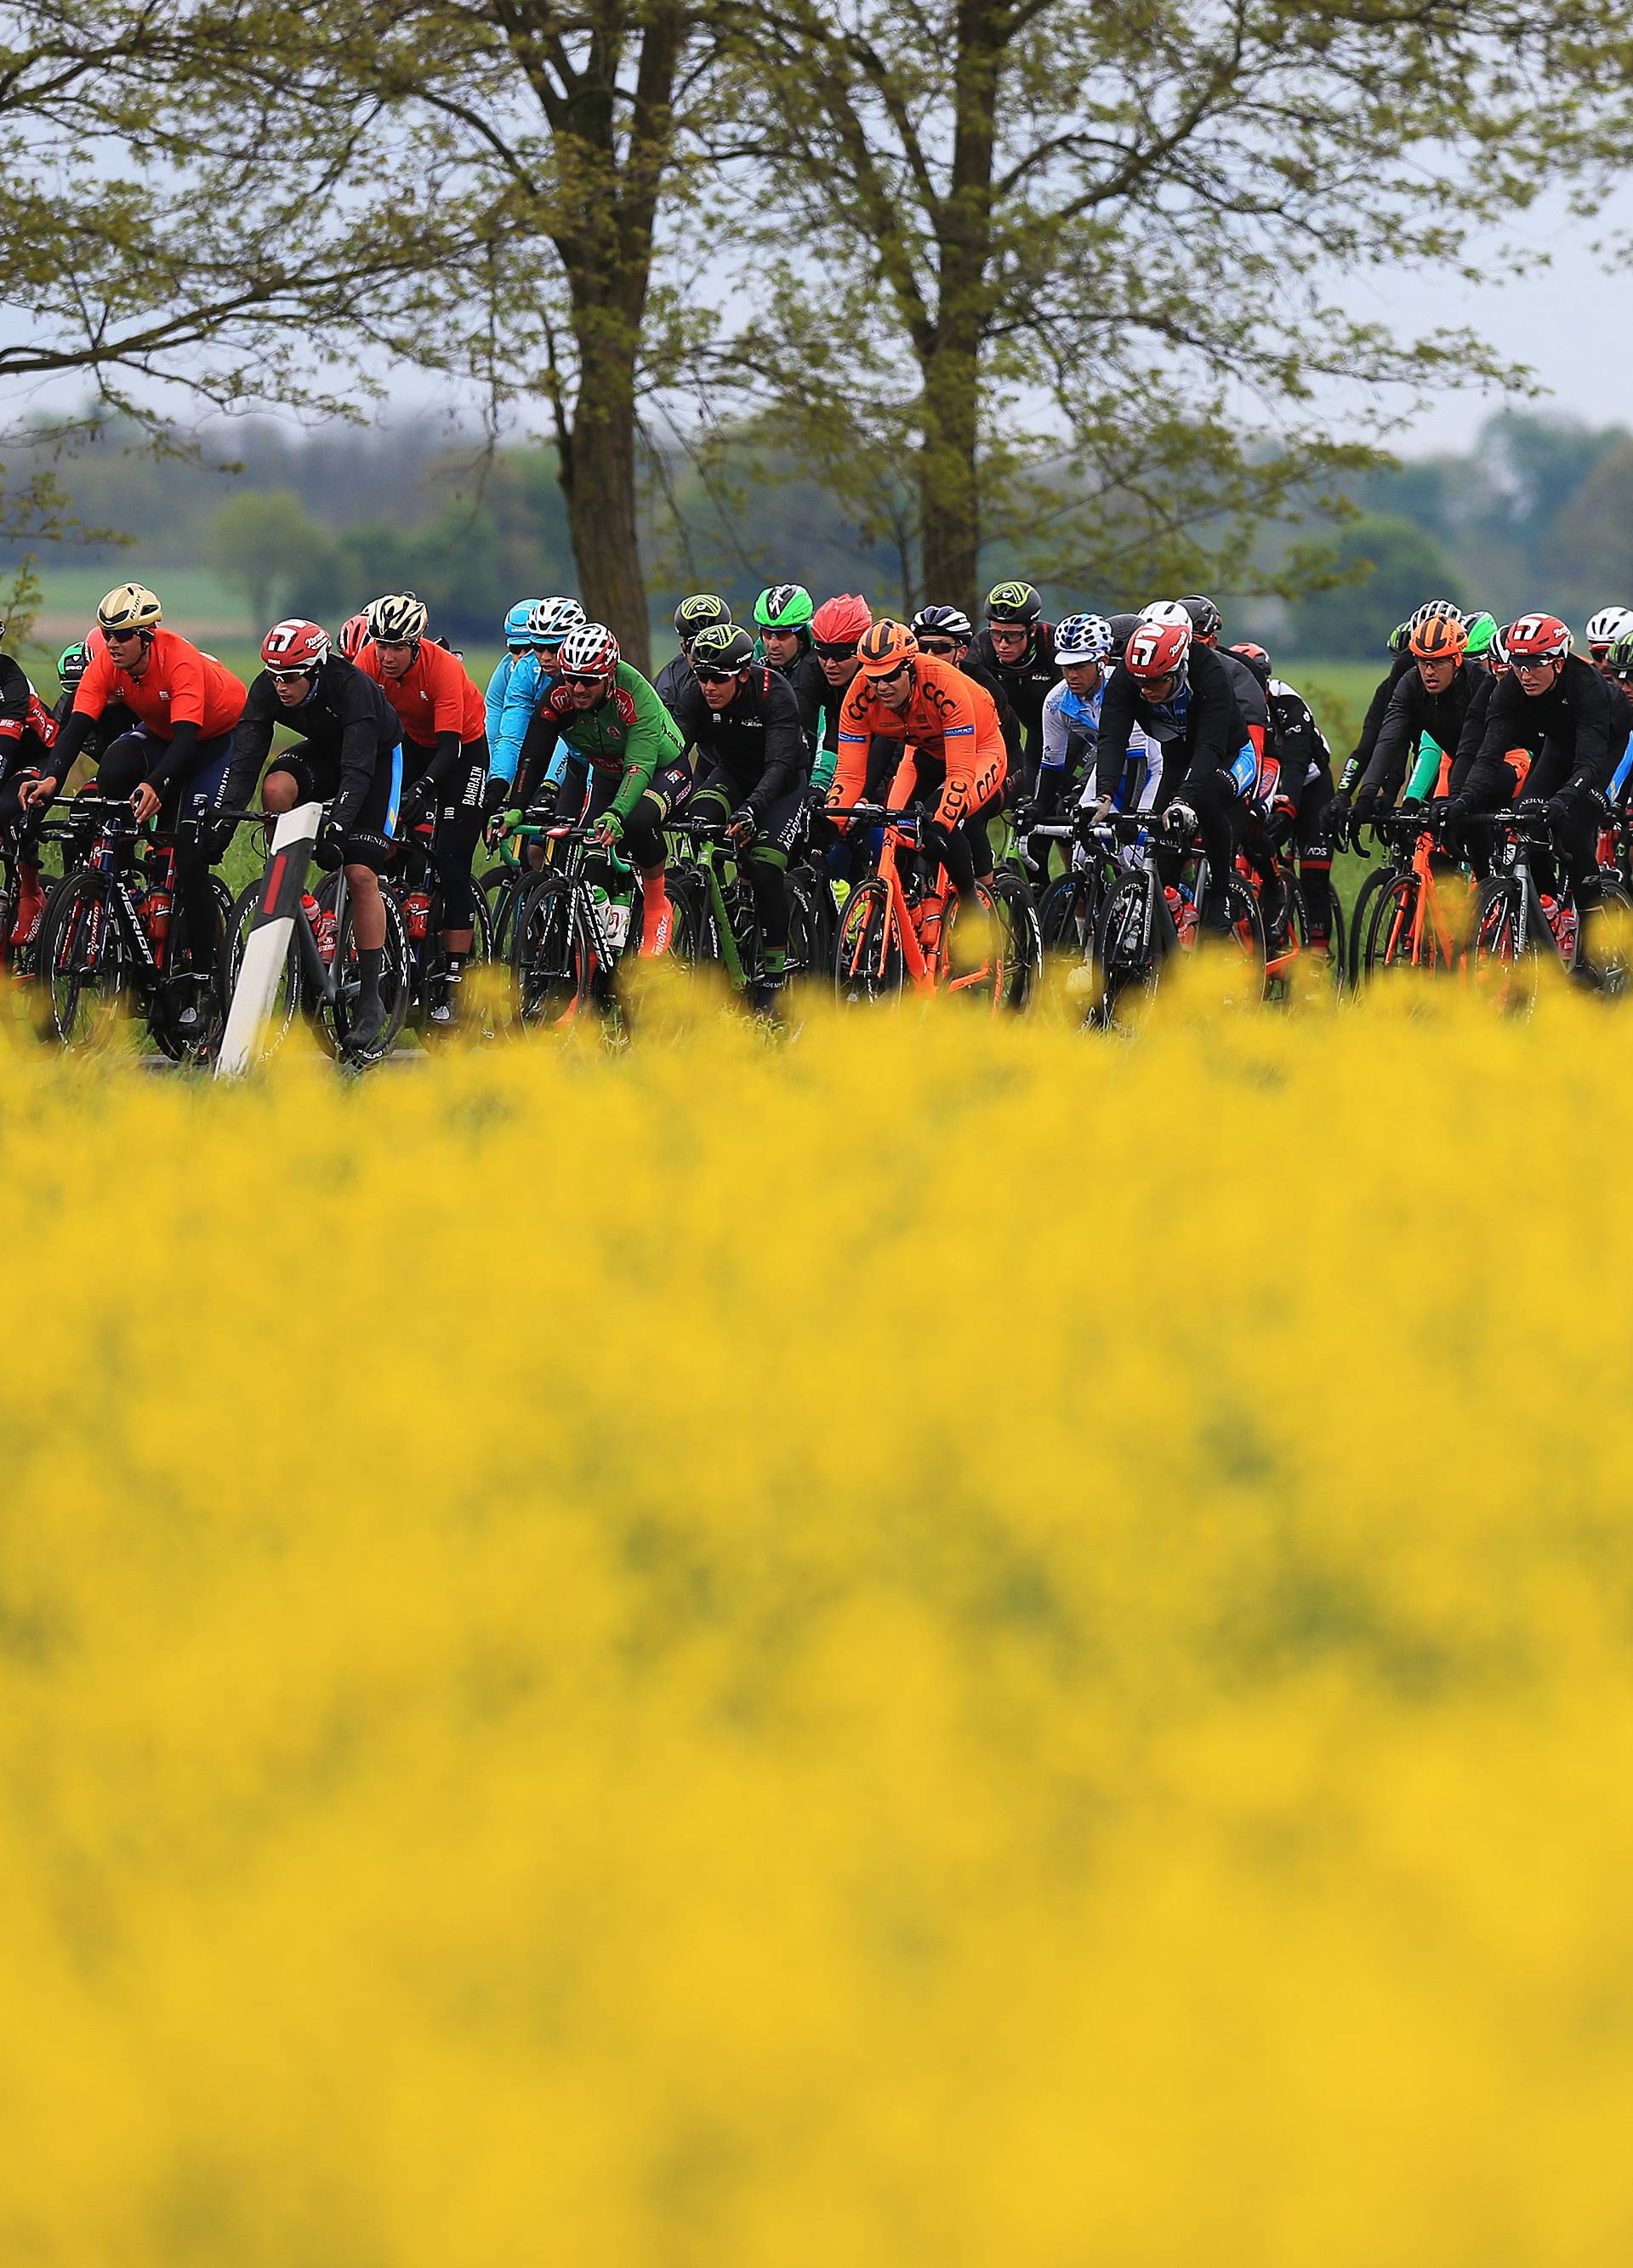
[547,661,684,819]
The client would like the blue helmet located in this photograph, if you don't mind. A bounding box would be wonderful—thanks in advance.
[504,599,543,647]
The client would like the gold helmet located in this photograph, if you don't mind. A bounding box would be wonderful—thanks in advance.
[96,582,162,635]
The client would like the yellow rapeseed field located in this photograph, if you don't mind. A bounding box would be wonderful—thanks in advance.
[4,977,1633,2265]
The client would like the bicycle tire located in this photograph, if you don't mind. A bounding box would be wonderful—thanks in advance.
[151,875,232,1062]
[1093,872,1162,1034]
[834,876,904,1003]
[1360,870,1456,982]
[975,869,1042,1011]
[329,884,412,1056]
[1471,875,1538,1014]
[1580,879,1633,997]
[512,874,596,1025]
[39,871,135,1051]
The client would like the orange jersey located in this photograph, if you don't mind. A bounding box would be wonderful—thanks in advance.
[833,653,1007,805]
[74,627,246,741]
[359,639,486,747]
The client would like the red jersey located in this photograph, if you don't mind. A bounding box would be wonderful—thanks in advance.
[73,627,246,741]
[359,640,486,747]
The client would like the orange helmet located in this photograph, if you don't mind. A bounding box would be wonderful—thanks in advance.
[857,618,918,676]
[1409,612,1469,663]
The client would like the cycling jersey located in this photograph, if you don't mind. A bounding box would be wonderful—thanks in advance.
[358,638,486,749]
[769,646,828,748]
[546,662,684,822]
[1468,655,1624,801]
[969,624,1059,764]
[1040,675,1160,812]
[1266,679,1332,785]
[1340,647,1417,789]
[237,657,400,833]
[653,650,696,723]
[0,655,56,774]
[833,654,1008,816]
[1361,662,1485,802]
[670,666,806,820]
[486,651,553,788]
[58,627,247,790]
[1093,643,1250,801]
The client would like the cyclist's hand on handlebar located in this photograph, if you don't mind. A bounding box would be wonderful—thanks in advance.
[131,783,161,825]
[725,806,758,850]
[1163,798,1197,838]
[20,774,58,812]
[311,820,345,873]
[589,811,623,850]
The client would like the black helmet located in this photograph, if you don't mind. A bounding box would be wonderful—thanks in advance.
[1180,593,1222,640]
[674,591,731,641]
[690,623,756,674]
[910,603,975,643]
[985,580,1042,627]
[1106,611,1141,659]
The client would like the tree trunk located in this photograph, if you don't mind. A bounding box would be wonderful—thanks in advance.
[916,338,982,611]
[558,339,650,670]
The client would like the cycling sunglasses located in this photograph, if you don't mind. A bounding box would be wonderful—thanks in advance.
[560,672,610,691]
[694,667,747,686]
[269,667,314,686]
[916,638,960,657]
[814,641,858,661]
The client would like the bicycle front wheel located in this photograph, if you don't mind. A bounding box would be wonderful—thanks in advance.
[1471,877,1539,1014]
[513,875,597,1025]
[1093,874,1162,1034]
[40,874,135,1051]
[834,877,904,1003]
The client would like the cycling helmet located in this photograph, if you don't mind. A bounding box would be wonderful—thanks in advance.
[96,581,162,634]
[690,623,757,675]
[1388,620,1413,654]
[1180,593,1222,640]
[673,592,731,641]
[811,594,872,647]
[1408,613,1468,662]
[1504,613,1572,664]
[1125,620,1192,681]
[910,603,976,644]
[1586,605,1633,655]
[1488,628,1510,672]
[367,592,429,644]
[1054,613,1114,665]
[1107,611,1141,658]
[753,583,814,631]
[1229,640,1272,688]
[1607,630,1633,681]
[527,595,586,648]
[1139,600,1193,631]
[1408,598,1465,630]
[857,619,918,675]
[1463,610,1498,658]
[338,611,371,660]
[986,580,1042,626]
[261,618,331,673]
[56,641,89,691]
[503,599,541,646]
[556,622,621,681]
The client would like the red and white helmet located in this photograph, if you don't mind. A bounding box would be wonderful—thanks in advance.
[337,611,371,660]
[557,622,621,681]
[261,618,331,673]
[1504,613,1572,664]
[1125,620,1192,681]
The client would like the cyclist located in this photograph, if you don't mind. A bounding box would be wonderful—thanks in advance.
[670,622,809,1007]
[1333,619,1425,825]
[910,605,1021,774]
[1349,611,1482,826]
[1034,613,1150,816]
[483,598,543,801]
[1604,631,1633,801]
[1090,616,1254,930]
[1451,613,1626,920]
[538,623,687,956]
[25,584,249,1014]
[241,618,404,1052]
[0,637,60,950]
[970,581,1059,792]
[808,594,872,797]
[1158,596,1270,767]
[1232,641,1339,954]
[754,584,827,746]
[829,619,1007,950]
[486,596,583,829]
[355,592,489,1017]
[1585,607,1633,677]
[655,593,732,718]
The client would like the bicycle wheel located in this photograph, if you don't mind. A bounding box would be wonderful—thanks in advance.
[1093,874,1162,1034]
[512,875,597,1024]
[152,875,232,1061]
[1360,871,1455,983]
[1580,880,1633,998]
[40,873,134,1050]
[225,874,307,1051]
[959,869,1040,1011]
[1038,869,1098,961]
[1471,876,1538,1013]
[785,870,823,983]
[1346,862,1394,990]
[327,885,411,1056]
[834,876,904,1003]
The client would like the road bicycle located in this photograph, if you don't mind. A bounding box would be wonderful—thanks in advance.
[665,806,824,1008]
[828,801,1039,1010]
[1091,809,1266,1034]
[226,814,413,1058]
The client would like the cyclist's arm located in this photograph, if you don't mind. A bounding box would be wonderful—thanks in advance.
[484,656,513,753]
[609,670,683,819]
[746,681,808,818]
[1339,657,1408,789]
[1358,677,1421,801]
[1565,671,1616,793]
[1460,678,1531,807]
[490,656,543,789]
[1091,670,1137,798]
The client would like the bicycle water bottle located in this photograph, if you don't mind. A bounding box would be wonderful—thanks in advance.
[314,903,339,966]
[402,890,431,944]
[145,885,173,965]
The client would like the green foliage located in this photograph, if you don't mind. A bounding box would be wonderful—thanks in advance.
[1286,516,1465,660]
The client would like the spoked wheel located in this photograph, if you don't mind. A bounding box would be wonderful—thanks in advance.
[151,876,232,1062]
[40,875,134,1050]
[1038,870,1099,963]
[834,876,904,1004]
[1361,872,1459,985]
[1579,880,1633,998]
[227,876,304,1051]
[1471,878,1539,1015]
[785,871,823,985]
[513,875,599,1027]
[418,882,500,1040]
[325,883,412,1057]
[1092,874,1162,1035]
[943,870,1039,1011]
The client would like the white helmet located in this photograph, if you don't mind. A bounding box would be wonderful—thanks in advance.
[1054,613,1114,665]
[1585,606,1633,652]
[367,592,429,644]
[1138,601,1192,631]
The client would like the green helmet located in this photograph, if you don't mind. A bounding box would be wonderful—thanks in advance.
[57,640,89,690]
[1388,620,1413,654]
[1463,609,1498,658]
[1607,629,1633,681]
[752,583,813,632]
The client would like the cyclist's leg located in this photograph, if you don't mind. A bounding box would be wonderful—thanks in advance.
[162,732,236,978]
[1186,767,1243,927]
[339,748,400,1040]
[430,738,486,960]
[0,771,46,944]
[743,784,803,988]
[1297,764,1335,947]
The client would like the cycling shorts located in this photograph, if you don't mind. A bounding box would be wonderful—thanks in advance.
[266,741,404,870]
